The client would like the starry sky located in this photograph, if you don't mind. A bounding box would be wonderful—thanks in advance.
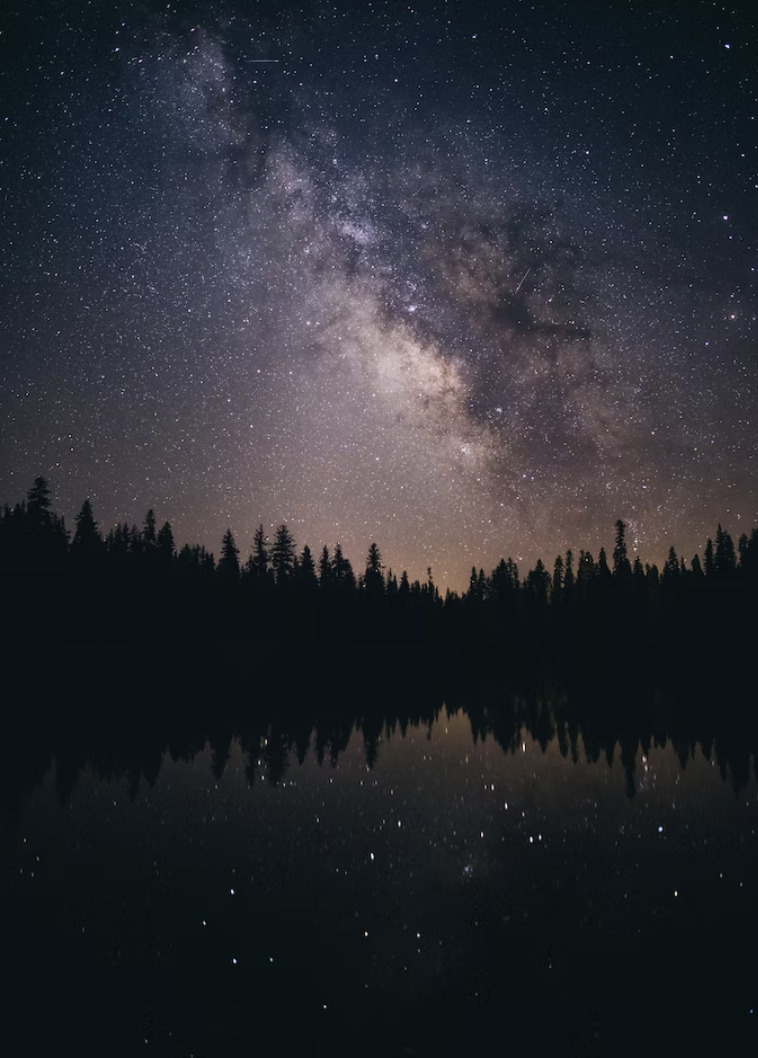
[1,0,756,589]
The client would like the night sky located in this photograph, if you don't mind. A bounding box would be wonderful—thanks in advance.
[1,0,756,589]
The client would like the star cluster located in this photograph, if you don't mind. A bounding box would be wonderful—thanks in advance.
[1,1,756,588]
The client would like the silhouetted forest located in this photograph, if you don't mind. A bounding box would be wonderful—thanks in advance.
[2,478,756,678]
[2,483,757,1058]
[1,477,756,819]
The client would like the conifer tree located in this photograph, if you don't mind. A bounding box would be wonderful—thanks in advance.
[342,556,356,591]
[297,544,318,589]
[506,557,520,590]
[704,537,715,577]
[477,567,487,600]
[332,543,355,590]
[26,476,52,527]
[662,545,680,586]
[272,524,296,585]
[526,558,550,603]
[552,554,564,599]
[333,542,347,583]
[157,521,175,560]
[398,570,410,600]
[577,550,595,590]
[364,542,384,598]
[597,547,612,582]
[24,476,67,564]
[72,499,102,555]
[613,519,632,579]
[142,509,157,550]
[318,544,332,588]
[563,549,575,594]
[218,528,240,580]
[108,523,131,557]
[715,524,736,577]
[386,568,398,600]
[249,524,271,584]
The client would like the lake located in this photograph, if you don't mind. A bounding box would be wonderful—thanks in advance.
[1,689,756,1055]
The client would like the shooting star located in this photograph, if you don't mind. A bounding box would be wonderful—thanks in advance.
[514,267,531,294]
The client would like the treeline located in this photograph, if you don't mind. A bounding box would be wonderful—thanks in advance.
[0,478,432,597]
[1,478,757,671]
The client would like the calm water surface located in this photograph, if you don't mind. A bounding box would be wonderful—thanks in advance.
[2,707,756,1054]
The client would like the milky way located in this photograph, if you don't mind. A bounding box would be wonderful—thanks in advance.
[1,2,756,587]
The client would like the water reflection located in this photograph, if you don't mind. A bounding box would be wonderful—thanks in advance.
[1,668,756,1053]
[1,672,756,820]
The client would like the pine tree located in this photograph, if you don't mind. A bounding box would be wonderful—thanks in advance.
[704,537,715,577]
[563,549,575,594]
[477,567,487,601]
[72,499,102,555]
[272,524,296,585]
[142,509,157,550]
[715,524,736,577]
[333,542,347,583]
[297,544,318,589]
[613,519,632,579]
[364,542,384,598]
[177,543,195,573]
[490,558,515,604]
[26,476,52,527]
[108,523,131,557]
[342,556,356,592]
[506,557,520,590]
[332,543,355,590]
[318,544,332,588]
[597,547,612,583]
[526,558,550,603]
[386,568,398,600]
[218,528,240,581]
[398,570,410,600]
[24,476,67,565]
[662,545,680,586]
[468,566,479,599]
[424,566,439,605]
[157,521,175,560]
[552,554,564,599]
[577,550,595,590]
[250,524,270,582]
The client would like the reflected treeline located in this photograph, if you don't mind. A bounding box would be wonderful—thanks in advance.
[2,477,756,819]
[1,651,756,824]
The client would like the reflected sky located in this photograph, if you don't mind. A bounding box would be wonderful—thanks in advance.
[2,710,756,1051]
